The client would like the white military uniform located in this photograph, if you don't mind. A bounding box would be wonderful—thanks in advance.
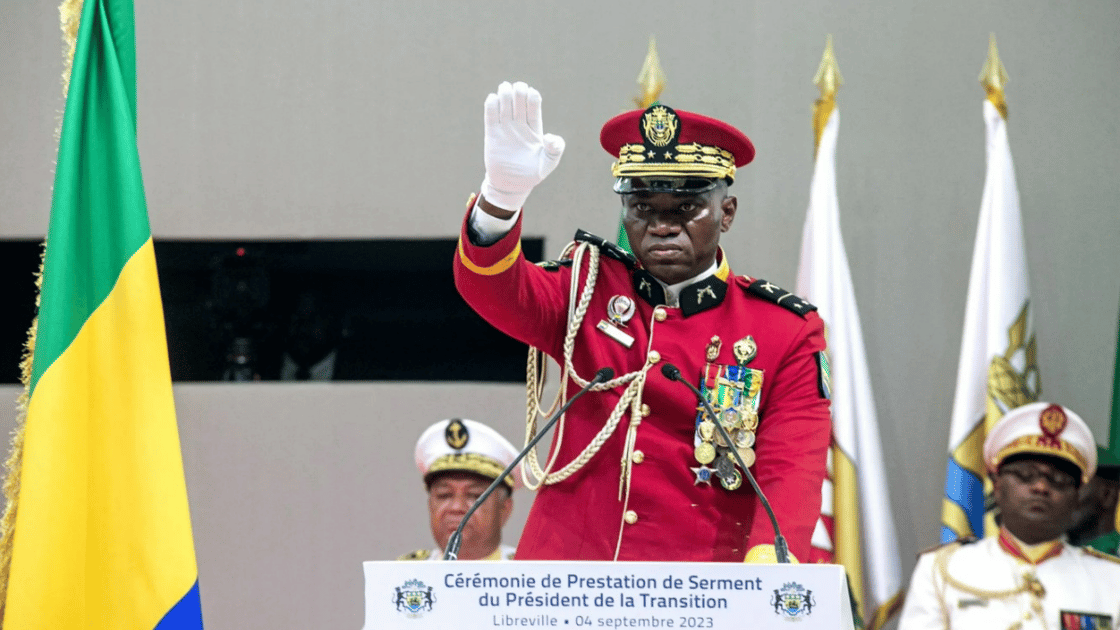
[900,534,1120,629]
[398,418,521,562]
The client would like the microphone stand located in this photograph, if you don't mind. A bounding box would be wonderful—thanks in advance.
[443,367,615,560]
[661,363,791,563]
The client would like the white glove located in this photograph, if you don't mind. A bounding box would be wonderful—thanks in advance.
[480,81,565,211]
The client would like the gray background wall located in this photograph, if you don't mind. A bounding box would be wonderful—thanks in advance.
[3,1,1119,628]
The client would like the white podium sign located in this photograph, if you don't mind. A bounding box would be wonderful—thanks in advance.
[363,560,854,630]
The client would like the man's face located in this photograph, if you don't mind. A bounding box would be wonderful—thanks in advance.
[427,471,512,560]
[621,183,737,285]
[1069,474,1120,535]
[994,457,1080,544]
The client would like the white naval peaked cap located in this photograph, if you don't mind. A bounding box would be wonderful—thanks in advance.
[983,401,1098,483]
[414,418,520,489]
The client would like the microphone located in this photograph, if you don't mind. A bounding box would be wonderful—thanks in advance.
[660,363,791,564]
[443,367,615,560]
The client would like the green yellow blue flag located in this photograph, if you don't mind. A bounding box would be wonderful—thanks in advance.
[0,0,204,627]
[940,36,1039,543]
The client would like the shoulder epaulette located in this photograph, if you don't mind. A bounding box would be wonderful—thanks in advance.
[1082,546,1120,564]
[536,259,573,272]
[745,279,817,317]
[573,229,637,269]
[397,549,432,561]
[916,536,977,558]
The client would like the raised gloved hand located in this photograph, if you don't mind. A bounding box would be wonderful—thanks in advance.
[480,81,565,211]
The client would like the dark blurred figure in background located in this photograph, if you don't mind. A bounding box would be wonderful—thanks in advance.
[276,289,351,381]
[1068,445,1120,557]
[207,248,273,381]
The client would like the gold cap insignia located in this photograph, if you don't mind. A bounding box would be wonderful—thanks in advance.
[445,419,469,450]
[641,105,679,147]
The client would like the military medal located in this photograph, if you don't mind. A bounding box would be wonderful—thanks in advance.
[694,442,716,464]
[713,427,729,447]
[719,468,743,491]
[690,358,764,492]
[736,447,756,469]
[715,453,735,479]
[735,430,755,449]
[743,408,759,431]
[705,336,722,362]
[733,335,757,366]
[691,465,716,486]
[698,419,715,441]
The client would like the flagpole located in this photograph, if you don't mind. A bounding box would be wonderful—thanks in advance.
[798,35,902,630]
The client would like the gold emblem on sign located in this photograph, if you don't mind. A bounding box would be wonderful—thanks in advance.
[642,106,678,147]
[706,336,722,362]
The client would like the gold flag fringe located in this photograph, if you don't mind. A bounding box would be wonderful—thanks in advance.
[60,0,84,100]
[0,1,84,622]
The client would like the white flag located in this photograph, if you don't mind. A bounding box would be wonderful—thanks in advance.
[941,98,1040,543]
[795,107,902,629]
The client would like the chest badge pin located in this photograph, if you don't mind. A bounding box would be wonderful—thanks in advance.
[596,295,636,348]
[733,335,757,366]
[705,336,722,362]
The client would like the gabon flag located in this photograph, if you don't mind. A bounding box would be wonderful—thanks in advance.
[0,0,204,627]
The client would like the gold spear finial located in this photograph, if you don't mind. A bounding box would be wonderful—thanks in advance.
[634,36,666,109]
[812,35,843,153]
[979,33,1009,119]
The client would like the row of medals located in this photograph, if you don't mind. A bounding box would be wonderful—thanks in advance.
[602,296,757,491]
[693,335,757,491]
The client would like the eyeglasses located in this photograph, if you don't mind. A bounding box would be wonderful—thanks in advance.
[998,463,1078,491]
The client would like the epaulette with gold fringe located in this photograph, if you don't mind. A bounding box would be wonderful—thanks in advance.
[397,549,432,561]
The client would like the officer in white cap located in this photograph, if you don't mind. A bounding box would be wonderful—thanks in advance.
[398,418,519,561]
[899,402,1120,629]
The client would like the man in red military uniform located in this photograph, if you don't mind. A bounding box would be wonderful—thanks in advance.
[454,81,831,563]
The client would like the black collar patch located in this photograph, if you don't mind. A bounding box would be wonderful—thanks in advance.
[680,275,728,316]
[632,269,667,307]
[632,269,729,317]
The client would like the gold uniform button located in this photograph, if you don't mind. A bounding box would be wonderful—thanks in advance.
[653,308,667,322]
[624,510,638,525]
[648,350,661,364]
[640,404,651,417]
[632,450,645,464]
